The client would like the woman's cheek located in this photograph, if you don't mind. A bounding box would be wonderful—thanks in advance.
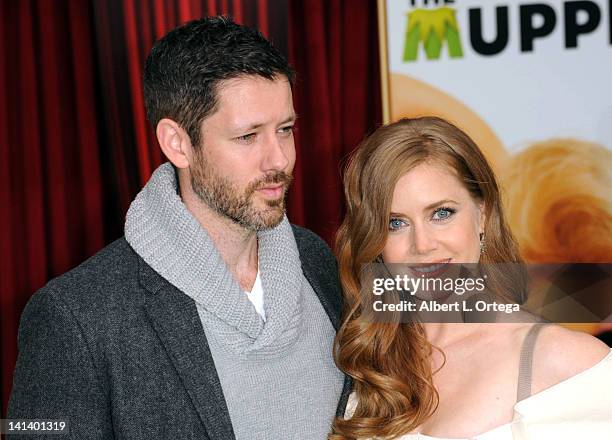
[382,234,407,263]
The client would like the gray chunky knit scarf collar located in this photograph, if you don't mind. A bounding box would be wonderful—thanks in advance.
[125,163,303,355]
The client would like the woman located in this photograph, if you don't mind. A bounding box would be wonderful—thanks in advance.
[332,117,611,439]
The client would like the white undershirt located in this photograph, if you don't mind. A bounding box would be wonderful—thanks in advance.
[244,269,265,321]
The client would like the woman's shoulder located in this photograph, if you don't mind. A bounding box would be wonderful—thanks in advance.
[531,324,611,396]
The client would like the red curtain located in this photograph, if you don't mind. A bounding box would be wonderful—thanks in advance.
[0,0,381,414]
[1,0,105,416]
[287,0,382,241]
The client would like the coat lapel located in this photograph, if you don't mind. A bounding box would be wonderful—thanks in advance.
[291,226,343,331]
[291,226,353,416]
[139,258,236,440]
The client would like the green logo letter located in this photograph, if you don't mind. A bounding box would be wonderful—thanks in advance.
[403,7,464,62]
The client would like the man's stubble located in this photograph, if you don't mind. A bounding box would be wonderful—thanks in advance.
[190,148,293,231]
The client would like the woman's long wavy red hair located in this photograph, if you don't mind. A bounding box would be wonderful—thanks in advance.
[330,117,524,439]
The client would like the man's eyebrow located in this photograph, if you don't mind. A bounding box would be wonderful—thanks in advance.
[389,199,459,217]
[279,114,298,125]
[234,114,298,133]
[235,122,263,132]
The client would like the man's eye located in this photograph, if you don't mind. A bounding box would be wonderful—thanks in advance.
[278,126,294,136]
[389,218,407,231]
[237,133,256,142]
[432,207,456,221]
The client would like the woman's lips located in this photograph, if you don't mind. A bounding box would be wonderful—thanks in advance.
[409,259,451,278]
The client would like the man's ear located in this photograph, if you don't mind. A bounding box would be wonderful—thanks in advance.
[156,119,192,169]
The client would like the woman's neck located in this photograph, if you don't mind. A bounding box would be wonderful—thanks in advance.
[424,322,484,349]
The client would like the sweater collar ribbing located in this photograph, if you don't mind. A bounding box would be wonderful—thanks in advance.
[125,163,303,354]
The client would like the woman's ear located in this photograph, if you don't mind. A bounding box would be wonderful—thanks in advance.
[156,118,192,169]
[478,201,486,235]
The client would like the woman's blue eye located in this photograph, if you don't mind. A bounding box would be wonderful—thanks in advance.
[432,207,455,221]
[388,218,406,230]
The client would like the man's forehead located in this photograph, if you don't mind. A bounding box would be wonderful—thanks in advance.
[218,73,290,86]
[208,75,295,128]
[215,74,291,100]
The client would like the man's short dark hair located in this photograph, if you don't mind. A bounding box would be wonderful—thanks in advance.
[143,16,295,148]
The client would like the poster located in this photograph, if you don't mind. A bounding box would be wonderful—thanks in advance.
[379,0,612,264]
[379,0,612,331]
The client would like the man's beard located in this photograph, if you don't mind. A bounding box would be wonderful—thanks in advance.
[190,151,293,231]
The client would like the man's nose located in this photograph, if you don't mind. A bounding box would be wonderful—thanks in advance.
[261,133,290,172]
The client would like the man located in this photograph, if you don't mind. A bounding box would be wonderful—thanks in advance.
[9,17,350,439]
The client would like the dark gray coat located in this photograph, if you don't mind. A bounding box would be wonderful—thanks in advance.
[8,225,351,439]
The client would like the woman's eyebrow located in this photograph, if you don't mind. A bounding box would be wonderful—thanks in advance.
[390,199,459,217]
[423,199,459,210]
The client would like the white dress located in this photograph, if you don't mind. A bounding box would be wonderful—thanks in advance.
[345,348,612,439]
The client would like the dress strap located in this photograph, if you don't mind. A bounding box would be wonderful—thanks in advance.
[516,324,549,402]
